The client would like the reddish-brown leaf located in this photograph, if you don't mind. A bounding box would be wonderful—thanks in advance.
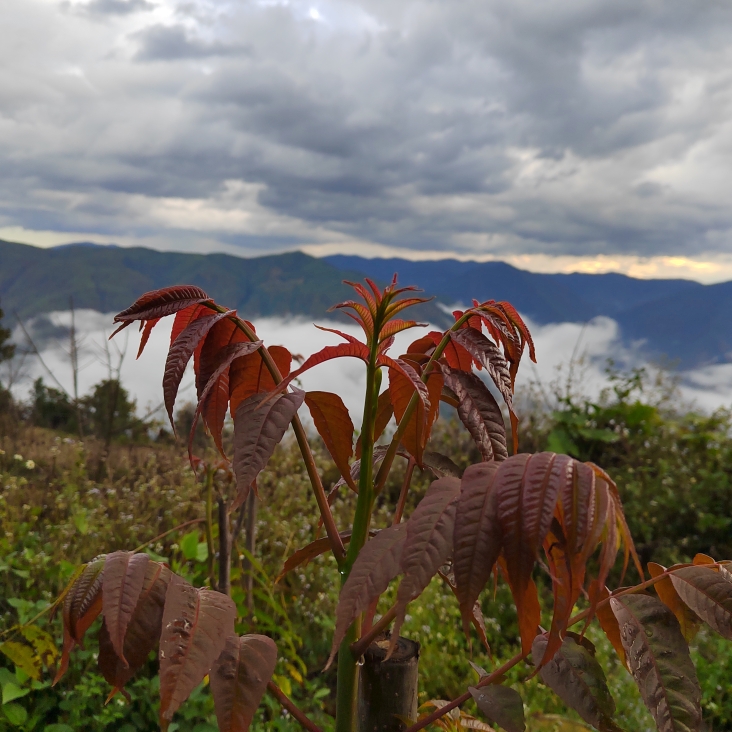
[197,318,248,397]
[189,341,263,458]
[210,634,278,732]
[305,391,356,490]
[379,319,424,342]
[163,310,232,429]
[427,330,474,370]
[389,366,443,465]
[276,531,360,582]
[669,565,732,640]
[331,445,390,494]
[231,389,306,511]
[229,345,292,416]
[389,477,461,657]
[453,463,501,637]
[98,563,172,700]
[159,575,236,730]
[442,367,508,462]
[137,318,160,359]
[422,451,463,479]
[588,582,626,667]
[327,523,407,668]
[112,286,210,335]
[102,551,150,667]
[496,301,536,363]
[450,328,513,411]
[170,303,209,345]
[495,452,572,654]
[54,558,105,685]
[469,685,526,732]
[377,355,431,412]
[648,564,701,642]
[438,570,491,653]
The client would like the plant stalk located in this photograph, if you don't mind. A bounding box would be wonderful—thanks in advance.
[217,496,230,596]
[204,469,216,590]
[335,353,381,732]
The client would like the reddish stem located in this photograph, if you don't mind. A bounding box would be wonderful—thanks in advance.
[351,605,398,659]
[267,681,323,732]
[393,457,416,526]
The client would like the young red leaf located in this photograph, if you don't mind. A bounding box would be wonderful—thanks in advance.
[450,328,513,411]
[98,562,172,700]
[54,558,105,685]
[170,303,209,345]
[163,310,232,429]
[669,565,732,640]
[102,551,150,667]
[314,324,362,344]
[469,685,526,732]
[197,317,247,396]
[442,367,508,461]
[610,594,701,732]
[587,581,626,668]
[389,366,443,465]
[112,285,210,336]
[327,524,407,668]
[229,345,292,416]
[137,318,161,359]
[378,355,431,412]
[427,330,474,371]
[495,301,536,363]
[210,634,278,732]
[188,341,264,459]
[159,575,236,730]
[305,391,356,491]
[389,477,461,657]
[378,319,424,342]
[231,388,306,511]
[648,563,701,643]
[452,462,501,637]
[532,634,620,732]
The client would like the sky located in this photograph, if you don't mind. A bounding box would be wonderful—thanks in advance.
[1,0,732,281]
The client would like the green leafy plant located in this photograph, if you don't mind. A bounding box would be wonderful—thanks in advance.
[35,278,732,732]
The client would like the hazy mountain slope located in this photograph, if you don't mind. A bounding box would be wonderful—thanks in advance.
[0,239,447,327]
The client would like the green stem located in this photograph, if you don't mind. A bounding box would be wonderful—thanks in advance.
[335,352,381,732]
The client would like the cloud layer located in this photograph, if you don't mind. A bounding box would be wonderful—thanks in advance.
[2,0,732,261]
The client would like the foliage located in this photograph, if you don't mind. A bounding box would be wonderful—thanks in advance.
[7,278,732,732]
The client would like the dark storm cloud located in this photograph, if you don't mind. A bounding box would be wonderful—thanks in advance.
[1,0,732,258]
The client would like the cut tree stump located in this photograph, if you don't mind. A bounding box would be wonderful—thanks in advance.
[358,635,420,732]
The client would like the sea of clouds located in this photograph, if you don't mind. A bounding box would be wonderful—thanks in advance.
[5,310,732,429]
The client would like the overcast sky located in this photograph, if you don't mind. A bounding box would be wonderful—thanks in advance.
[2,0,732,280]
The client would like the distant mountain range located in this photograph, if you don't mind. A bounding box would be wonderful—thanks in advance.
[1,238,729,369]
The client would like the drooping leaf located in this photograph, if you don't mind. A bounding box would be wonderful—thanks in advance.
[450,328,513,411]
[389,366,443,465]
[469,685,526,732]
[137,318,161,359]
[610,593,701,732]
[231,388,306,510]
[98,563,172,700]
[163,310,232,428]
[532,634,620,732]
[669,565,732,640]
[171,303,210,346]
[210,634,278,732]
[102,551,150,666]
[422,451,463,479]
[189,341,264,458]
[648,564,701,642]
[305,391,356,490]
[588,582,626,668]
[327,524,407,668]
[453,463,501,636]
[378,355,431,412]
[229,345,292,416]
[495,453,572,655]
[112,286,210,336]
[437,570,491,653]
[276,531,361,582]
[159,575,236,730]
[54,558,105,685]
[389,477,461,656]
[442,367,508,462]
[278,342,370,393]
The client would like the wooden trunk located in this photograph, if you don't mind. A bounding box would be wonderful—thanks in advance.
[358,636,420,732]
